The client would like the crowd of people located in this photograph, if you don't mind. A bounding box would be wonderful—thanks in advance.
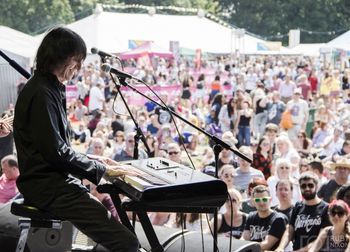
[1,40,350,251]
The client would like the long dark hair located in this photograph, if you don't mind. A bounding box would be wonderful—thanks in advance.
[256,136,271,155]
[227,98,235,117]
[35,26,86,73]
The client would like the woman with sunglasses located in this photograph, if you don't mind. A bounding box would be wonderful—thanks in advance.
[208,188,247,239]
[218,164,235,190]
[311,200,350,251]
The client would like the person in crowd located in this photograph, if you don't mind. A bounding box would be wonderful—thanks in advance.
[208,188,247,238]
[218,164,235,190]
[312,121,331,148]
[241,177,268,214]
[233,146,264,193]
[242,185,287,251]
[73,123,91,144]
[0,111,14,161]
[264,123,279,158]
[332,140,350,162]
[74,99,88,121]
[88,80,105,113]
[275,179,294,221]
[209,75,221,103]
[310,199,350,251]
[286,87,309,145]
[276,134,300,177]
[87,110,102,136]
[110,114,124,137]
[146,135,159,158]
[0,155,19,205]
[279,75,296,103]
[0,115,12,138]
[218,131,239,169]
[337,184,350,207]
[276,172,330,252]
[318,158,350,203]
[253,136,272,180]
[209,93,224,125]
[296,74,311,101]
[309,160,328,188]
[265,91,286,126]
[234,100,253,147]
[252,85,268,139]
[193,73,206,106]
[319,126,344,159]
[267,158,301,206]
[296,131,312,158]
[113,132,148,161]
[13,27,139,252]
[218,97,236,132]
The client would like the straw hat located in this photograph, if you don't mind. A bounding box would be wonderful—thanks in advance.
[330,158,350,170]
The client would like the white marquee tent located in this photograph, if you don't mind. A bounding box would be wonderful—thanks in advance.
[324,30,350,51]
[63,10,266,54]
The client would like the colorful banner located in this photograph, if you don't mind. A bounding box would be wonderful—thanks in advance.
[128,40,152,49]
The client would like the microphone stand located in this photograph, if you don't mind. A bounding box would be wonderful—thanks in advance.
[112,74,252,252]
[0,49,31,79]
[111,76,151,159]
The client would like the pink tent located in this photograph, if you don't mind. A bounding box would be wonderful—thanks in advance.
[119,41,174,59]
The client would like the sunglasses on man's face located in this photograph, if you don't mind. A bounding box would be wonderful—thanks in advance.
[254,197,270,203]
[300,183,315,190]
[168,151,179,155]
[329,210,346,218]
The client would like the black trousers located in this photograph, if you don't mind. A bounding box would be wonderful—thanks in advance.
[44,190,139,252]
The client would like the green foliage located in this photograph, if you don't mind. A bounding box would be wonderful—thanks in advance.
[1,0,349,43]
[0,0,74,34]
[220,0,350,43]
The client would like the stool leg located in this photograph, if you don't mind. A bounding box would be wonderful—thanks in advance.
[16,220,31,252]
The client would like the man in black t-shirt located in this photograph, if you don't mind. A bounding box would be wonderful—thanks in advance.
[276,172,330,252]
[242,185,287,251]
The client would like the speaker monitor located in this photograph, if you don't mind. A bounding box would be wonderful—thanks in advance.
[26,221,73,252]
[134,224,261,252]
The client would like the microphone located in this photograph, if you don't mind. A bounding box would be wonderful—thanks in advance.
[91,47,118,59]
[100,63,135,81]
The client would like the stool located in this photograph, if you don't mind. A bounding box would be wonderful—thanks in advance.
[10,199,62,252]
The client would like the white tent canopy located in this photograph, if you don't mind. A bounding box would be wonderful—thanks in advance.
[290,43,325,56]
[324,30,350,51]
[0,26,40,65]
[63,11,266,54]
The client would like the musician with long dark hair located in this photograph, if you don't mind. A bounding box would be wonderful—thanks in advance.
[13,26,139,252]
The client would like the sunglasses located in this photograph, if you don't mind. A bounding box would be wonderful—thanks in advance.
[300,183,315,189]
[226,198,237,203]
[127,140,135,143]
[279,166,290,170]
[254,197,270,203]
[168,151,179,155]
[329,210,346,218]
[223,174,234,179]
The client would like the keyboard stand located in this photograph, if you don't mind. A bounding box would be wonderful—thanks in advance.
[97,184,218,252]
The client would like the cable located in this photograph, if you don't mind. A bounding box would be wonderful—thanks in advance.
[205,213,220,252]
[128,74,197,170]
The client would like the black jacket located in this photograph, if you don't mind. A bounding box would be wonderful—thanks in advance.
[14,70,105,208]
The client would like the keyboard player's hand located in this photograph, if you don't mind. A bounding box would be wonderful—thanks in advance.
[105,164,140,178]
[87,155,121,166]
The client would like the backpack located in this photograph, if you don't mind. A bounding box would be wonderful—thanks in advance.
[280,110,293,129]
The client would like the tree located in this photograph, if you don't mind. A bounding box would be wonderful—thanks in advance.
[219,0,350,43]
[0,0,75,34]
